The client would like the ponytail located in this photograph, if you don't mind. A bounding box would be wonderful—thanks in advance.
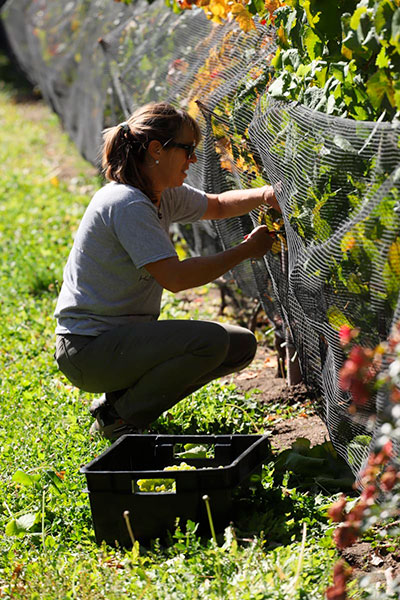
[101,102,201,203]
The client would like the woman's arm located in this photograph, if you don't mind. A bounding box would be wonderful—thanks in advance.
[202,185,279,220]
[145,225,273,293]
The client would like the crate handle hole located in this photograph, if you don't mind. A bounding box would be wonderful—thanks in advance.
[173,443,215,460]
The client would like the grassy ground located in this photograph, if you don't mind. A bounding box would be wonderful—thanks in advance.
[0,52,374,599]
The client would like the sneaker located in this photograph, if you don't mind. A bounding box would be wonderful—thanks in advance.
[89,396,141,441]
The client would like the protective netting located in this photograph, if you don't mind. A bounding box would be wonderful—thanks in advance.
[2,0,400,477]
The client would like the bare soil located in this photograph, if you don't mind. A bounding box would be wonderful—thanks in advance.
[229,344,328,449]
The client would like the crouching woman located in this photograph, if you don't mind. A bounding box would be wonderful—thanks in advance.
[54,101,277,440]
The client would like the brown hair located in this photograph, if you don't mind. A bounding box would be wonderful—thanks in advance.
[101,102,201,202]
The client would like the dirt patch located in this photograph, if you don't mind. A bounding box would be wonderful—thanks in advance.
[228,344,328,449]
[267,414,328,450]
[340,540,400,586]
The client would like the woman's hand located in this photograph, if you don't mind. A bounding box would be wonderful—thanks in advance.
[243,225,274,259]
[261,185,280,213]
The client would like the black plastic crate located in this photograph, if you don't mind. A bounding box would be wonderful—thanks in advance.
[81,434,270,546]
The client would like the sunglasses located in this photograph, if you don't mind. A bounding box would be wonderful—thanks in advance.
[163,139,196,160]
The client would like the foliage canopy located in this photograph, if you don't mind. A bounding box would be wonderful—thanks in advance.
[134,0,400,121]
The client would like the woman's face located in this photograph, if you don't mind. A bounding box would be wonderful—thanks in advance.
[159,123,198,189]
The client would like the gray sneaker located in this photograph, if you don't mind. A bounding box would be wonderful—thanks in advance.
[89,396,141,441]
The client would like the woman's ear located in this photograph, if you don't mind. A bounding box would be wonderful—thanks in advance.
[147,139,163,161]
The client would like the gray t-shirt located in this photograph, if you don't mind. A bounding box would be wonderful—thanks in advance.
[54,182,208,336]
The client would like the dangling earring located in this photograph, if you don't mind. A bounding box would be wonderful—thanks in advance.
[155,159,159,165]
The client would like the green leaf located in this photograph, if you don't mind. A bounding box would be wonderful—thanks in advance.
[375,0,395,37]
[313,64,327,86]
[330,61,347,83]
[296,63,312,78]
[346,273,368,294]
[291,437,311,453]
[314,476,355,490]
[393,166,400,182]
[5,512,40,535]
[333,134,357,153]
[268,72,299,98]
[281,49,302,71]
[12,470,39,487]
[326,94,337,114]
[271,46,282,69]
[390,8,400,50]
[326,306,354,330]
[284,9,297,38]
[248,0,265,16]
[44,470,64,494]
[347,435,371,466]
[366,70,394,109]
[139,55,152,71]
[175,444,209,459]
[284,452,326,475]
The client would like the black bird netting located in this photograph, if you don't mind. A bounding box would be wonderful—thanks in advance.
[2,0,400,477]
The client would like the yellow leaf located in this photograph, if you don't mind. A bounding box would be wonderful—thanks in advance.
[326,306,354,331]
[258,211,273,228]
[277,233,287,250]
[230,3,256,32]
[341,231,356,252]
[303,0,320,28]
[341,44,353,60]
[388,239,400,277]
[376,46,390,69]
[271,46,281,68]
[220,157,234,172]
[208,0,228,19]
[366,70,395,109]
[277,23,287,45]
[235,155,247,170]
[265,0,285,24]
[271,239,282,254]
[350,6,367,30]
[187,99,200,120]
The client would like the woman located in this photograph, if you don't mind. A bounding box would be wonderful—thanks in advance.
[54,101,278,440]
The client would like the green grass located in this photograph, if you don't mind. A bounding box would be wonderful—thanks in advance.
[0,53,375,599]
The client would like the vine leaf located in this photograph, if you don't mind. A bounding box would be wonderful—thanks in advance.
[333,134,357,153]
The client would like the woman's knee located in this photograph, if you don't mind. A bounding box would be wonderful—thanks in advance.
[224,325,257,368]
[245,330,257,360]
[189,321,230,361]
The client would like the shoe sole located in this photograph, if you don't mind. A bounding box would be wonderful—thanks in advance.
[89,419,141,441]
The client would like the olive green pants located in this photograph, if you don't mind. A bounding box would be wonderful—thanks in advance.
[55,320,257,428]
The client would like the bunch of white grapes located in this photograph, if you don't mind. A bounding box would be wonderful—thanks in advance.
[137,462,196,493]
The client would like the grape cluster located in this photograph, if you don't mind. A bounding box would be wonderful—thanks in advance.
[136,462,196,493]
